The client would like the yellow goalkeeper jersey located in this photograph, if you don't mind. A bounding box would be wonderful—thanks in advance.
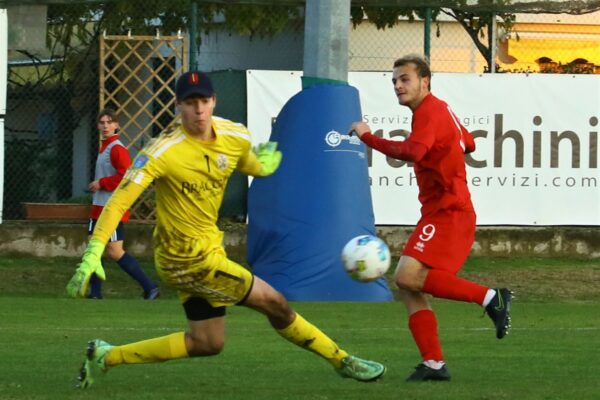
[91,116,263,258]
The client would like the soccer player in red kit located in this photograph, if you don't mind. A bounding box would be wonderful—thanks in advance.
[349,54,512,382]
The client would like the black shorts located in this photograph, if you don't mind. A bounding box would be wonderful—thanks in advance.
[183,297,227,321]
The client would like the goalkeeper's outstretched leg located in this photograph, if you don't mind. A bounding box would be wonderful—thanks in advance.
[75,275,385,389]
[241,276,386,382]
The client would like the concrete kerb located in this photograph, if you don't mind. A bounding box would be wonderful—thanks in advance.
[0,221,598,260]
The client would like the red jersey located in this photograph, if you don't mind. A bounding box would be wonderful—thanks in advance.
[409,94,474,216]
[362,93,475,217]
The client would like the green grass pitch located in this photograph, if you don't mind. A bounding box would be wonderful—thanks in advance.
[0,256,599,399]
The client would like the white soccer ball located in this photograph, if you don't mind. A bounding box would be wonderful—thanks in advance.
[341,235,391,282]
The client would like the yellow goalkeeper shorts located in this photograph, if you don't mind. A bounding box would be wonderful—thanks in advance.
[154,244,253,308]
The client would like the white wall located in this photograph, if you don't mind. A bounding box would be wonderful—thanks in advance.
[194,22,487,74]
[349,20,488,73]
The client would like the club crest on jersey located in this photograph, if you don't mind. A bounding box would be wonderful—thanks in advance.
[217,154,228,171]
[133,154,149,169]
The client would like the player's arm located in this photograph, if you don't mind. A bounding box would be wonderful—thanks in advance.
[349,121,427,163]
[65,179,146,298]
[461,125,476,154]
[237,142,282,177]
[360,133,427,162]
[67,150,160,298]
[92,180,145,242]
[98,145,132,191]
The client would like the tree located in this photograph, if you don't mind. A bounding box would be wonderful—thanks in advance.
[6,0,304,214]
[352,0,600,73]
[351,1,515,73]
[45,1,303,55]
[440,3,516,73]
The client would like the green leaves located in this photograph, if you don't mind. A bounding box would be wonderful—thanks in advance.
[221,4,302,37]
[351,6,423,30]
[46,0,303,50]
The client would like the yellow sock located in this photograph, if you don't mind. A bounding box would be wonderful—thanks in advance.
[105,332,188,367]
[277,313,348,368]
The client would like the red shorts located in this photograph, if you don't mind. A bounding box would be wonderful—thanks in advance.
[403,209,476,274]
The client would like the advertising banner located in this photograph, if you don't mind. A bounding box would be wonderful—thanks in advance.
[247,70,600,225]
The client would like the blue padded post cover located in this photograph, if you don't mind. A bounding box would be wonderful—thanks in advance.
[247,84,392,301]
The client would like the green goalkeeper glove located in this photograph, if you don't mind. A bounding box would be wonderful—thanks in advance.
[66,239,106,298]
[255,141,282,176]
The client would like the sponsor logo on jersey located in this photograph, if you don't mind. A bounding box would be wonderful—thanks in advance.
[133,154,149,169]
[181,178,226,199]
[414,241,425,252]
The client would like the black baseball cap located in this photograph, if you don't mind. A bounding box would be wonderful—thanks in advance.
[176,71,215,101]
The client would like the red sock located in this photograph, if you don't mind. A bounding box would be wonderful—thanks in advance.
[409,309,444,361]
[423,269,488,305]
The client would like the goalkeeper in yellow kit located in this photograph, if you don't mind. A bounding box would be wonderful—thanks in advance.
[67,71,386,388]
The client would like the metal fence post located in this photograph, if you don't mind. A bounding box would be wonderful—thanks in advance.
[190,0,198,70]
[424,7,431,61]
[489,12,497,73]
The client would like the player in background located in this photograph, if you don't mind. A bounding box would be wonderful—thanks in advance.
[349,54,512,382]
[67,71,386,388]
[86,108,159,300]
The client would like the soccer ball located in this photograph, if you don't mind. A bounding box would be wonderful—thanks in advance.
[341,235,391,282]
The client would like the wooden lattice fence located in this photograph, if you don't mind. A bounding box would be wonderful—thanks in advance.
[99,31,188,221]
